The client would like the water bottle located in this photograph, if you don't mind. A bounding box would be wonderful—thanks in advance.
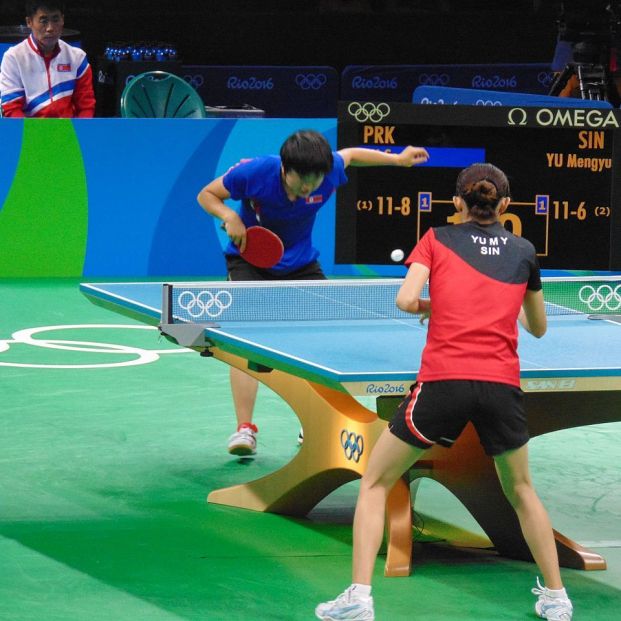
[155,43,166,62]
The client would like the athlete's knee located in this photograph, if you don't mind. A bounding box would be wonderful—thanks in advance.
[359,470,399,495]
[359,473,385,493]
[501,479,536,510]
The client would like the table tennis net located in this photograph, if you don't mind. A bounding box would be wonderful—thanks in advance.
[163,276,621,323]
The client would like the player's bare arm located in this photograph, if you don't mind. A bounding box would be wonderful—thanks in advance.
[519,289,547,338]
[338,146,429,168]
[396,262,431,317]
[197,178,248,251]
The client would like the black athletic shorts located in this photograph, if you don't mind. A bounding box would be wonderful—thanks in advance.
[225,254,326,281]
[388,380,529,456]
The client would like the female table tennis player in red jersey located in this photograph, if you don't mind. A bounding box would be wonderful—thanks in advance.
[316,163,573,621]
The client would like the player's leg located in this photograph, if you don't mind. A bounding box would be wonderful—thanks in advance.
[475,382,572,619]
[317,382,472,619]
[353,428,426,584]
[316,429,425,621]
[494,446,573,619]
[227,367,259,456]
[494,445,561,585]
[225,255,263,456]
[231,366,259,426]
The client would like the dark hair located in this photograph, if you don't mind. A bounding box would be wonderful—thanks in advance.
[26,2,65,17]
[455,163,510,220]
[280,130,333,176]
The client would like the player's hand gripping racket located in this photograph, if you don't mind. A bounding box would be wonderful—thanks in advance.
[240,226,284,269]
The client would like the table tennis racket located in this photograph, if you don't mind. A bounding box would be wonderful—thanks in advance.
[240,226,284,269]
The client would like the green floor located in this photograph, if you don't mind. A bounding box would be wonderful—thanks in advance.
[1,279,619,620]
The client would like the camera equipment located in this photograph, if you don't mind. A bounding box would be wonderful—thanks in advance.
[548,0,621,104]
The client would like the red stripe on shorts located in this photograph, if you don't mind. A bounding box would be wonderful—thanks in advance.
[404,383,435,446]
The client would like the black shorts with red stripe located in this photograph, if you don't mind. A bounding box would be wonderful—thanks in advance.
[388,380,529,456]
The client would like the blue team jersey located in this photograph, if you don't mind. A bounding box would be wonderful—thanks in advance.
[222,152,347,274]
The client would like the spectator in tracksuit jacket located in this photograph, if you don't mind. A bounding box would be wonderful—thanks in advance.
[0,2,95,118]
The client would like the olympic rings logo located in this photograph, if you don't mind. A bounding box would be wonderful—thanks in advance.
[340,429,364,462]
[347,101,391,123]
[295,73,328,90]
[578,284,621,311]
[177,290,233,318]
[537,71,554,87]
[184,74,205,88]
[418,73,450,86]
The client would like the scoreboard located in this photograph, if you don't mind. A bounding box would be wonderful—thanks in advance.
[336,102,621,271]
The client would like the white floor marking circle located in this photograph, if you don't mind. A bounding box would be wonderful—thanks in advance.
[0,324,192,369]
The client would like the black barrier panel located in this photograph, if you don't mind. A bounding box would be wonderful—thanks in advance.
[182,65,338,117]
[341,63,555,103]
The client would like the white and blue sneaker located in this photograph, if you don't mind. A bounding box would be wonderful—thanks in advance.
[532,577,573,620]
[315,586,374,620]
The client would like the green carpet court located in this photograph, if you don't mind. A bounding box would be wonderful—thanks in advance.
[1,279,619,620]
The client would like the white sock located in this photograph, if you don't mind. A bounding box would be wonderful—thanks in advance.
[546,587,568,598]
[350,583,371,597]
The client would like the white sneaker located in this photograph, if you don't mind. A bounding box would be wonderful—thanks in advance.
[315,586,374,620]
[298,428,304,445]
[227,423,257,456]
[532,577,573,620]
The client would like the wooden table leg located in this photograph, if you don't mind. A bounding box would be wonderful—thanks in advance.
[207,349,386,514]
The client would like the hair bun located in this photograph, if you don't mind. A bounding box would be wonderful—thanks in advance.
[471,180,497,199]
[456,163,510,199]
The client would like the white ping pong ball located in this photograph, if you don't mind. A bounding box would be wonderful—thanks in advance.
[390,249,405,262]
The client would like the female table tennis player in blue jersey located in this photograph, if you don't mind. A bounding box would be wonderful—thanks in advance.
[316,163,574,621]
[197,130,429,457]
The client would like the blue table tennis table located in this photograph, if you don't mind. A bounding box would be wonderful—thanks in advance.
[81,277,621,576]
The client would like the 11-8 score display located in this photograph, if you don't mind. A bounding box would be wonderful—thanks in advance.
[336,102,621,270]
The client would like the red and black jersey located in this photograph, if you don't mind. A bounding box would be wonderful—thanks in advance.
[406,222,541,387]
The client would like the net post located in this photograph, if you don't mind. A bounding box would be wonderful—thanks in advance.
[158,283,217,350]
[162,283,173,324]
